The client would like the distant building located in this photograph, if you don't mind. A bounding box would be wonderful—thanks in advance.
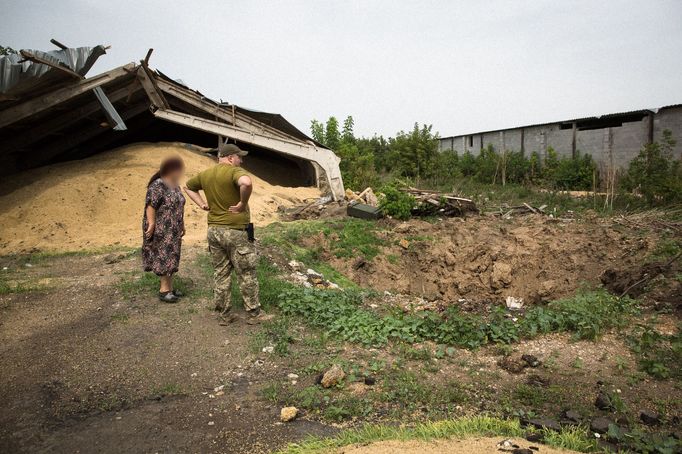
[439,104,682,168]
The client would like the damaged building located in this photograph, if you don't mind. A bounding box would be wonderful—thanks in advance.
[439,105,682,168]
[0,42,344,199]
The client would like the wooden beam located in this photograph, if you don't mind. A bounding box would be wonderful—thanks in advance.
[0,82,143,153]
[136,66,168,109]
[0,63,136,129]
[154,78,295,142]
[25,103,148,165]
[153,108,344,199]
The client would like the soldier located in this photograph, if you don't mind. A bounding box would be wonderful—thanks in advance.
[184,143,273,325]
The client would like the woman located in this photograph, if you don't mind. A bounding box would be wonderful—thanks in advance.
[142,156,186,303]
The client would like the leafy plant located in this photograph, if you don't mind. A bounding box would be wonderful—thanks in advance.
[378,185,416,220]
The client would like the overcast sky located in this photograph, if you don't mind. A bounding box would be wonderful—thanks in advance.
[4,0,682,138]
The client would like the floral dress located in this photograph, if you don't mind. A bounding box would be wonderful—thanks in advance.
[142,178,185,276]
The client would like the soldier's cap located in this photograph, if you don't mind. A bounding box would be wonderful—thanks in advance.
[217,143,248,157]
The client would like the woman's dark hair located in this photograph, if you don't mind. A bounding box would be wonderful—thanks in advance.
[148,156,185,187]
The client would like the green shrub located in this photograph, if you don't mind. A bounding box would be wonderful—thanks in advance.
[379,185,416,220]
[622,129,682,205]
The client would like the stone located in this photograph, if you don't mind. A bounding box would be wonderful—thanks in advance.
[562,409,582,423]
[280,406,298,422]
[595,391,614,411]
[590,416,615,434]
[444,251,457,267]
[525,418,561,432]
[347,382,368,397]
[511,449,533,454]
[491,262,513,289]
[321,364,345,388]
[639,410,660,425]
[399,238,410,249]
[538,280,556,297]
[526,374,549,387]
[521,354,541,368]
[364,375,376,386]
[103,253,126,264]
[394,222,412,234]
[498,355,526,374]
[525,432,543,442]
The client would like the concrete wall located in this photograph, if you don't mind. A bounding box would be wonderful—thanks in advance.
[439,106,682,168]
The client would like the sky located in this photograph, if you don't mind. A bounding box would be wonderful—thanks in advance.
[4,0,682,138]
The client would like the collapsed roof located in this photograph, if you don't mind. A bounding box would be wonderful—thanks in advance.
[0,42,344,199]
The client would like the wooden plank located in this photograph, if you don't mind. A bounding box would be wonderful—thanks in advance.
[0,82,142,153]
[26,103,148,164]
[136,66,168,109]
[0,63,136,129]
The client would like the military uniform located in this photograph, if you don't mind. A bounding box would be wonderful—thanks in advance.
[186,144,262,318]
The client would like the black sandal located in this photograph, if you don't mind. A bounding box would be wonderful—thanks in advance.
[158,291,179,303]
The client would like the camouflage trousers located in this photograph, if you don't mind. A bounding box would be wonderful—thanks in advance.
[207,226,260,314]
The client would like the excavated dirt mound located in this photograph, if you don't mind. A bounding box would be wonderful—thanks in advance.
[340,437,579,454]
[601,258,682,309]
[0,142,320,254]
[321,216,661,305]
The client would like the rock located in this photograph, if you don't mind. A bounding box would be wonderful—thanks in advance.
[595,391,614,411]
[525,432,543,442]
[639,410,660,425]
[352,257,367,270]
[287,373,299,380]
[306,268,323,278]
[596,439,619,452]
[103,253,125,264]
[524,418,561,432]
[491,262,513,289]
[590,416,615,434]
[562,409,582,423]
[538,280,556,297]
[521,354,541,368]
[505,296,524,310]
[498,355,527,374]
[321,364,345,388]
[280,406,298,422]
[526,374,549,387]
[364,375,376,386]
[347,382,368,397]
[394,222,412,234]
[399,238,410,249]
[288,260,304,271]
[262,346,274,354]
[511,449,533,454]
[444,251,457,267]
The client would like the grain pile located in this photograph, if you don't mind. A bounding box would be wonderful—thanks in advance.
[0,142,320,254]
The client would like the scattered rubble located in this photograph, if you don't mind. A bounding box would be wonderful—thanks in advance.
[287,260,340,289]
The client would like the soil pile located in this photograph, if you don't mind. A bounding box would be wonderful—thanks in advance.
[340,437,578,454]
[322,216,660,305]
[0,142,320,254]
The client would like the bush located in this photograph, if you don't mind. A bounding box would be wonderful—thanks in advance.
[379,185,415,220]
[551,151,597,190]
[622,130,682,205]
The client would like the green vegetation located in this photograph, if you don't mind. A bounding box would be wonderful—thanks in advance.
[276,416,598,454]
[378,185,416,220]
[628,323,682,379]
[622,130,682,205]
[0,274,45,295]
[274,286,637,348]
[311,115,681,212]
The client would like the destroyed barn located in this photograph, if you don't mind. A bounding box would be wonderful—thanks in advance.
[0,42,344,199]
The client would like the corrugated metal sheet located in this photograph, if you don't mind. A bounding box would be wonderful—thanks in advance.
[0,46,106,102]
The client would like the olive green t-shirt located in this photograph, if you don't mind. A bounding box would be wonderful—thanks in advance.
[186,164,250,228]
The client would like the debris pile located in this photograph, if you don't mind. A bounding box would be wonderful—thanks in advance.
[345,187,379,206]
[287,260,340,289]
[405,187,479,217]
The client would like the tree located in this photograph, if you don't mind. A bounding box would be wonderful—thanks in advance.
[622,129,681,204]
[1,45,17,56]
[310,119,325,144]
[391,123,439,179]
[342,116,355,145]
[325,116,340,150]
